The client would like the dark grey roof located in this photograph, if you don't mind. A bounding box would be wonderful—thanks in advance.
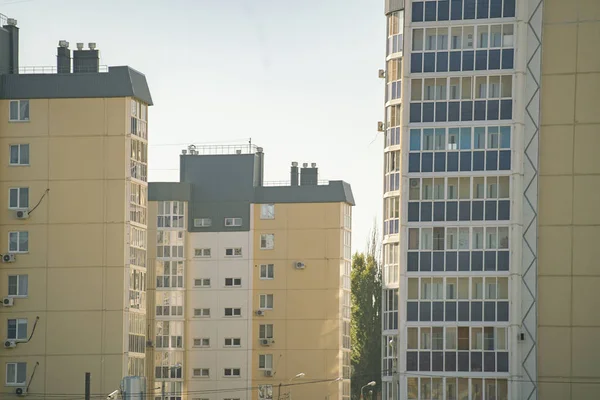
[0,66,153,105]
[254,181,355,205]
[149,182,191,201]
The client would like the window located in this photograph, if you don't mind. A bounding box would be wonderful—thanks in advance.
[155,321,183,349]
[259,294,274,310]
[224,308,242,317]
[259,354,273,369]
[7,319,27,340]
[225,248,242,257]
[260,264,274,279]
[224,338,241,347]
[7,275,27,297]
[193,368,210,378]
[9,144,29,166]
[8,188,29,210]
[224,217,242,227]
[194,278,211,288]
[9,100,29,122]
[193,218,212,227]
[259,324,274,339]
[260,234,274,250]
[8,231,28,253]
[225,278,242,287]
[6,362,26,385]
[194,248,211,258]
[193,338,210,347]
[224,368,241,377]
[260,204,275,219]
[259,385,274,400]
[193,308,210,318]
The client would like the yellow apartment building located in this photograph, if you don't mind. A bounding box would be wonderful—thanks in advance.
[0,16,152,399]
[147,146,354,400]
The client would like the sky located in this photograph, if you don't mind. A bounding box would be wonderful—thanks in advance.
[3,0,385,253]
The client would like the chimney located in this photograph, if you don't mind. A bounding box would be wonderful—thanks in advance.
[300,162,318,186]
[72,42,99,73]
[3,18,19,74]
[290,162,299,186]
[57,40,71,73]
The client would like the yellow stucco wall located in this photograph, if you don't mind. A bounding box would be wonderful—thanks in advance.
[0,97,134,397]
[538,1,600,398]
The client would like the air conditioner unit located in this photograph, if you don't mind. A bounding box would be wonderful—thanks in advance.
[378,69,386,79]
[4,340,17,348]
[15,387,26,397]
[3,297,14,307]
[294,262,305,270]
[255,310,265,316]
[377,121,385,132]
[260,338,274,346]
[410,180,420,188]
[2,254,16,263]
[16,210,29,219]
[264,370,273,377]
[146,340,154,347]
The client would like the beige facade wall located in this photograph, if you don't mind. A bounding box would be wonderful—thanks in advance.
[0,97,141,397]
[538,0,600,398]
[251,202,350,400]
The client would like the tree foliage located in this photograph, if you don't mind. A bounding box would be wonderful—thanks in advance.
[351,229,382,400]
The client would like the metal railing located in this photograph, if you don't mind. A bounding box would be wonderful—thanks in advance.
[262,180,330,187]
[183,144,259,156]
[16,65,109,74]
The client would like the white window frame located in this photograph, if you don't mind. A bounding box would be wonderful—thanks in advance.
[194,248,211,258]
[259,324,274,339]
[9,144,29,166]
[8,231,28,253]
[9,100,30,122]
[258,385,274,400]
[225,247,242,257]
[260,204,275,219]
[7,275,27,297]
[7,318,27,341]
[8,187,29,210]
[259,264,274,280]
[193,218,212,228]
[224,338,241,347]
[225,278,242,287]
[223,368,241,378]
[5,362,26,385]
[258,354,273,370]
[194,278,211,288]
[193,368,210,378]
[224,308,242,317]
[259,294,274,310]
[193,308,210,318]
[193,338,210,348]
[260,234,274,250]
[224,217,242,227]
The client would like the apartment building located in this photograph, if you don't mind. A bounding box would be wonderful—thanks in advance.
[381,0,600,399]
[0,15,152,398]
[147,145,353,400]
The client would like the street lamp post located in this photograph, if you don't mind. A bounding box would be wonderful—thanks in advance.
[360,381,376,400]
[325,377,343,400]
[287,372,305,400]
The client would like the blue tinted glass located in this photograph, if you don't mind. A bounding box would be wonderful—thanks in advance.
[449,102,460,121]
[460,128,471,149]
[477,0,489,19]
[434,202,445,222]
[461,101,473,121]
[448,152,459,172]
[498,200,510,220]
[498,251,509,271]
[409,153,421,172]
[490,0,502,17]
[472,202,484,222]
[462,51,474,71]
[474,101,486,121]
[410,129,421,151]
[476,50,488,70]
[500,126,511,148]
[420,252,432,272]
[446,252,457,271]
[420,303,431,322]
[407,253,419,272]
[458,251,470,271]
[460,152,472,172]
[459,201,471,221]
[499,150,511,170]
[425,1,437,21]
[485,201,497,221]
[423,129,434,150]
[435,102,447,122]
[487,100,500,120]
[424,53,436,72]
[437,52,449,72]
[411,53,423,73]
[410,103,422,123]
[464,0,476,19]
[471,302,482,321]
[503,0,516,17]
[422,152,434,173]
[500,100,513,120]
[438,0,450,20]
[408,202,420,222]
[451,0,463,20]
[497,352,509,372]
[489,49,501,69]
[434,153,446,172]
[407,302,419,321]
[474,127,485,148]
[458,302,470,321]
[446,202,458,221]
[473,151,485,171]
[421,202,432,222]
[502,49,514,69]
[412,1,424,22]
[450,51,462,71]
[485,251,497,271]
[423,103,435,123]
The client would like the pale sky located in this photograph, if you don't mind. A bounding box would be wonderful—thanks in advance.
[4,0,385,252]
